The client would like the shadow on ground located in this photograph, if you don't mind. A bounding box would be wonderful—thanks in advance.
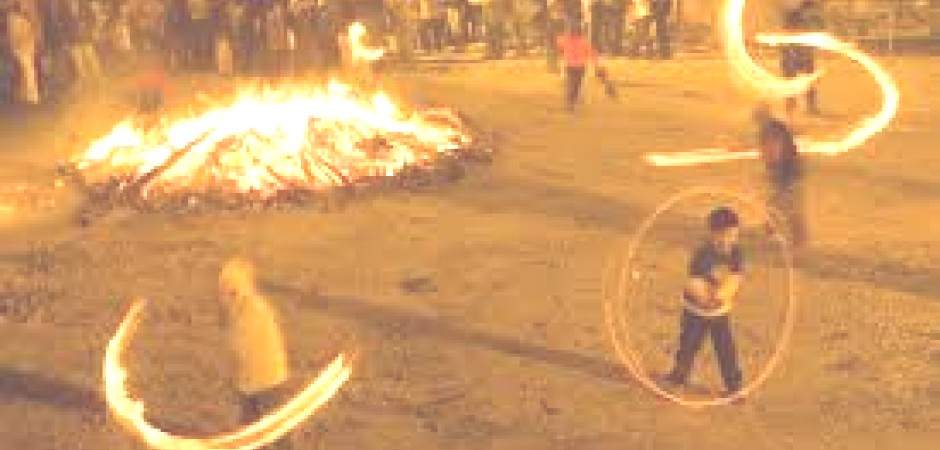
[0,367,105,417]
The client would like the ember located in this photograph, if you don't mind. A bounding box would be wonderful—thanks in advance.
[67,81,491,210]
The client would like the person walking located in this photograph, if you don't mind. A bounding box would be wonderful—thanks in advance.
[754,103,808,249]
[219,258,293,450]
[7,0,39,105]
[556,21,599,111]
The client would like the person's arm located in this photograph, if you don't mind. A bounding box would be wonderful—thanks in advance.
[685,249,721,308]
[685,276,718,307]
[713,273,742,303]
[715,248,745,304]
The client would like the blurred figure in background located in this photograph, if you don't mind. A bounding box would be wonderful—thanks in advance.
[781,0,823,116]
[753,103,808,249]
[649,0,671,58]
[7,0,39,105]
[484,0,510,59]
[264,0,293,78]
[219,258,293,450]
[556,21,597,112]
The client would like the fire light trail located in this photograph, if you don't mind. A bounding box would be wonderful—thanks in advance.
[723,0,821,99]
[643,0,900,167]
[348,22,385,64]
[104,300,352,450]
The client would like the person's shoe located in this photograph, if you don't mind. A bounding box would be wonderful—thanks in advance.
[725,389,746,405]
[657,372,686,390]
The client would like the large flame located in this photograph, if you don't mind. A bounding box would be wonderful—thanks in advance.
[644,0,900,167]
[104,299,352,450]
[73,81,477,201]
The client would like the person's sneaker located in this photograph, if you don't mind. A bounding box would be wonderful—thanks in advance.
[656,372,686,390]
[725,390,746,405]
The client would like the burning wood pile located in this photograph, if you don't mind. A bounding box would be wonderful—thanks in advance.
[61,82,492,213]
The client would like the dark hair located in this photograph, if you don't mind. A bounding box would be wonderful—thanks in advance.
[708,207,740,231]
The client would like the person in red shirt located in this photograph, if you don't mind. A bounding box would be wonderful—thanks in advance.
[556,22,613,111]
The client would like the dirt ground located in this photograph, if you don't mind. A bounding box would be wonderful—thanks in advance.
[0,55,938,450]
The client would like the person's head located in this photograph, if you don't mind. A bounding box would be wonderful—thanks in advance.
[707,207,740,254]
[752,101,773,125]
[219,257,256,302]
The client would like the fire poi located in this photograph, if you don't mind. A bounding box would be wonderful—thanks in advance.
[643,0,900,167]
[105,299,352,450]
[64,80,490,211]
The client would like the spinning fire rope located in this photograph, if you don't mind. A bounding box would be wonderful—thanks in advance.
[104,300,352,450]
[348,22,385,63]
[644,0,900,167]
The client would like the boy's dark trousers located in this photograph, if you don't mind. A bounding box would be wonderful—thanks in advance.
[565,65,586,110]
[668,309,743,393]
[240,387,293,450]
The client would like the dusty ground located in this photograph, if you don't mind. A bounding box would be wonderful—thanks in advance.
[0,54,938,450]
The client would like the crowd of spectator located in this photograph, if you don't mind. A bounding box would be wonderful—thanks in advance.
[0,0,675,109]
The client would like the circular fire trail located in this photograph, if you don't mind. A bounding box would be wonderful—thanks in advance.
[604,186,796,407]
[644,0,900,167]
[67,81,491,210]
[104,299,352,450]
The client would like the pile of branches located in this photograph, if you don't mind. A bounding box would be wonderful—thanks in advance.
[59,109,494,217]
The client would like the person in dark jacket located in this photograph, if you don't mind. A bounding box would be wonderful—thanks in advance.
[662,207,747,402]
[754,103,808,248]
[781,0,823,115]
[649,0,671,58]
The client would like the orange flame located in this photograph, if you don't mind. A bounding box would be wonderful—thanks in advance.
[74,81,474,199]
[104,299,352,450]
[644,0,900,167]
[348,22,385,64]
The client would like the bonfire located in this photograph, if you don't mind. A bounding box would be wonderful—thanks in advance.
[64,81,491,212]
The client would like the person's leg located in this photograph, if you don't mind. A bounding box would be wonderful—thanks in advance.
[565,66,585,111]
[68,45,85,80]
[239,391,265,425]
[656,16,670,59]
[667,310,709,384]
[710,315,743,394]
[14,50,39,105]
[803,49,820,114]
[781,47,799,115]
[256,388,293,450]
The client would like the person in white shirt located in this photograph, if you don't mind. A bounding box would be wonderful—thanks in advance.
[6,1,39,105]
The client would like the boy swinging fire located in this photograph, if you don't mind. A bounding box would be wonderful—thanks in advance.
[662,207,745,401]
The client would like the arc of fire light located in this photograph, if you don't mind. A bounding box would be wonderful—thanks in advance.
[104,300,352,450]
[644,0,900,167]
[349,22,385,63]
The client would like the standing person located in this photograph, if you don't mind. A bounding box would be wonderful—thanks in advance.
[264,0,293,78]
[164,0,190,70]
[7,0,39,105]
[540,0,561,72]
[218,258,293,450]
[608,0,626,55]
[187,0,213,70]
[649,0,671,58]
[589,0,605,52]
[556,21,598,112]
[483,0,509,59]
[662,207,746,401]
[389,0,417,63]
[754,103,808,249]
[781,0,823,115]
